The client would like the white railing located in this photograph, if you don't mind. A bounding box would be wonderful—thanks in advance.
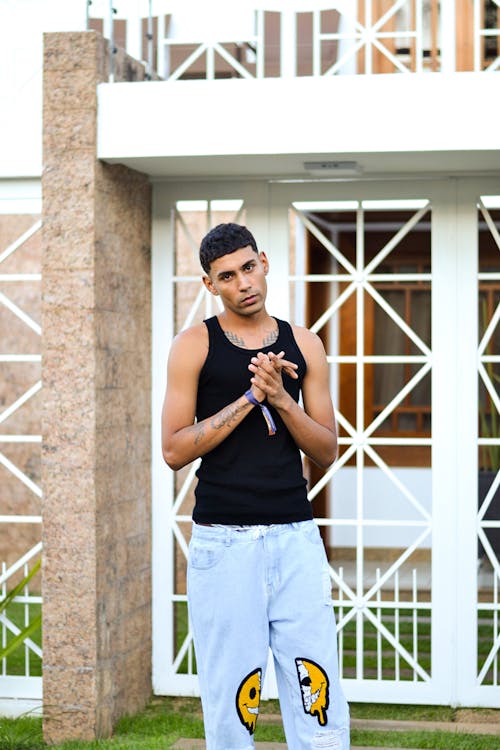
[86,0,500,80]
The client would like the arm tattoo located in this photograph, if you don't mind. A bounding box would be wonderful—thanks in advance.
[192,402,250,446]
[193,421,206,445]
[211,401,248,430]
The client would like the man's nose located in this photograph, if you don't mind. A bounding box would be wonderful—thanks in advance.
[237,273,251,289]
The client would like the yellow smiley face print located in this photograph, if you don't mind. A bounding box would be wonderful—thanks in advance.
[235,667,262,734]
[295,658,330,726]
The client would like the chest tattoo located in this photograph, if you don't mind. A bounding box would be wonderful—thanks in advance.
[224,331,246,347]
[261,329,279,346]
[224,328,278,349]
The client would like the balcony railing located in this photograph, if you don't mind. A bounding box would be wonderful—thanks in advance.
[86,0,500,81]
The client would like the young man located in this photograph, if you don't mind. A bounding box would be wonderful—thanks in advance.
[162,223,350,750]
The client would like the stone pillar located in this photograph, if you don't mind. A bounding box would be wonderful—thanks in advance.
[41,32,152,743]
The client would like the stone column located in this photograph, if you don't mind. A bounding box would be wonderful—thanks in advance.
[41,31,152,743]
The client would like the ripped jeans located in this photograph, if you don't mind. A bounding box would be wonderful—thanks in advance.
[187,520,350,750]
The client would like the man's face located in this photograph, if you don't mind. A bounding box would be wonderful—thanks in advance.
[203,246,269,316]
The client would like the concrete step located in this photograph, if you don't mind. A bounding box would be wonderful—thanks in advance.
[172,742,413,750]
[170,713,500,750]
[258,713,500,736]
[350,717,500,736]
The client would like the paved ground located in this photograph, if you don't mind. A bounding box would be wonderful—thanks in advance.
[170,714,500,749]
[172,742,408,750]
[350,716,500,735]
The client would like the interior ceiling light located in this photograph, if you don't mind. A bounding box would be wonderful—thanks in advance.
[303,160,363,176]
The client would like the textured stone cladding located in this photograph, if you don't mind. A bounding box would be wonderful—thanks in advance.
[42,31,152,743]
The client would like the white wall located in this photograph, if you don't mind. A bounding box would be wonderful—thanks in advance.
[330,467,432,548]
[0,0,87,177]
[97,72,500,173]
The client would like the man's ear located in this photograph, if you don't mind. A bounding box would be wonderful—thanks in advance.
[202,274,218,296]
[259,251,269,275]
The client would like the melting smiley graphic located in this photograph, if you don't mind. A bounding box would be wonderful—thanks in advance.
[235,667,262,734]
[295,658,330,726]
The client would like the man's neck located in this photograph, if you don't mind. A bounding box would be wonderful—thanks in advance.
[218,310,278,350]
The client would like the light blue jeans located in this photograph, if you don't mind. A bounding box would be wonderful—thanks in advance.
[187,520,350,750]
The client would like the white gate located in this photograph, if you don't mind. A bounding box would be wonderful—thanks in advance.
[0,184,43,715]
[152,178,500,706]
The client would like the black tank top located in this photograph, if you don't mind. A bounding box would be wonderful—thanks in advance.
[193,316,312,524]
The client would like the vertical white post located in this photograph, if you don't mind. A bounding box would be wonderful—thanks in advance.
[355,203,365,679]
[429,182,460,705]
[151,184,175,694]
[147,0,154,78]
[266,189,291,321]
[473,0,481,72]
[312,9,321,76]
[364,0,372,74]
[415,0,423,73]
[255,10,264,78]
[439,0,456,72]
[125,1,143,62]
[455,181,480,705]
[207,45,215,79]
[280,9,296,78]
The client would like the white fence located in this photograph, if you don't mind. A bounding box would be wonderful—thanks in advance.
[86,0,500,80]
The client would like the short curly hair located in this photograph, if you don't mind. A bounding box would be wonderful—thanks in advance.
[199,223,259,274]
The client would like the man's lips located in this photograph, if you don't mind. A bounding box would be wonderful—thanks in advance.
[241,294,258,305]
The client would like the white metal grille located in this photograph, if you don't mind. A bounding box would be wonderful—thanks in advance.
[152,180,500,707]
[0,215,42,713]
[291,199,433,686]
[155,198,246,689]
[477,197,500,687]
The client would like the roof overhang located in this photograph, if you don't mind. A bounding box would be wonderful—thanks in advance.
[97,72,500,180]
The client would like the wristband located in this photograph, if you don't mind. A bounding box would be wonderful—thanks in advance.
[244,389,277,436]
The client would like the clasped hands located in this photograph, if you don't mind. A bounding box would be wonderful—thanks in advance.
[248,351,298,408]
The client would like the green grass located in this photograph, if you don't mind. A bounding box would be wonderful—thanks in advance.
[350,702,454,721]
[0,716,44,750]
[2,698,500,750]
[1,602,42,676]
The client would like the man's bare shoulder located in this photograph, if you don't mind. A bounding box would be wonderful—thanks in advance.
[291,324,326,355]
[169,323,209,366]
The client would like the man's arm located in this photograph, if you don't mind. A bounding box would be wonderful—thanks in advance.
[161,326,255,471]
[248,328,337,468]
[161,327,297,471]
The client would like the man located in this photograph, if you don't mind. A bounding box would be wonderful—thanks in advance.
[162,223,350,749]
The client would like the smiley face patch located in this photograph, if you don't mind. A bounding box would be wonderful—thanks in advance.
[295,657,330,726]
[235,667,262,734]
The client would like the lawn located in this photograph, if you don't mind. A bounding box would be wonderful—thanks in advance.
[1,698,500,750]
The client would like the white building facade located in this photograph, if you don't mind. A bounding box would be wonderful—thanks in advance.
[1,0,500,717]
